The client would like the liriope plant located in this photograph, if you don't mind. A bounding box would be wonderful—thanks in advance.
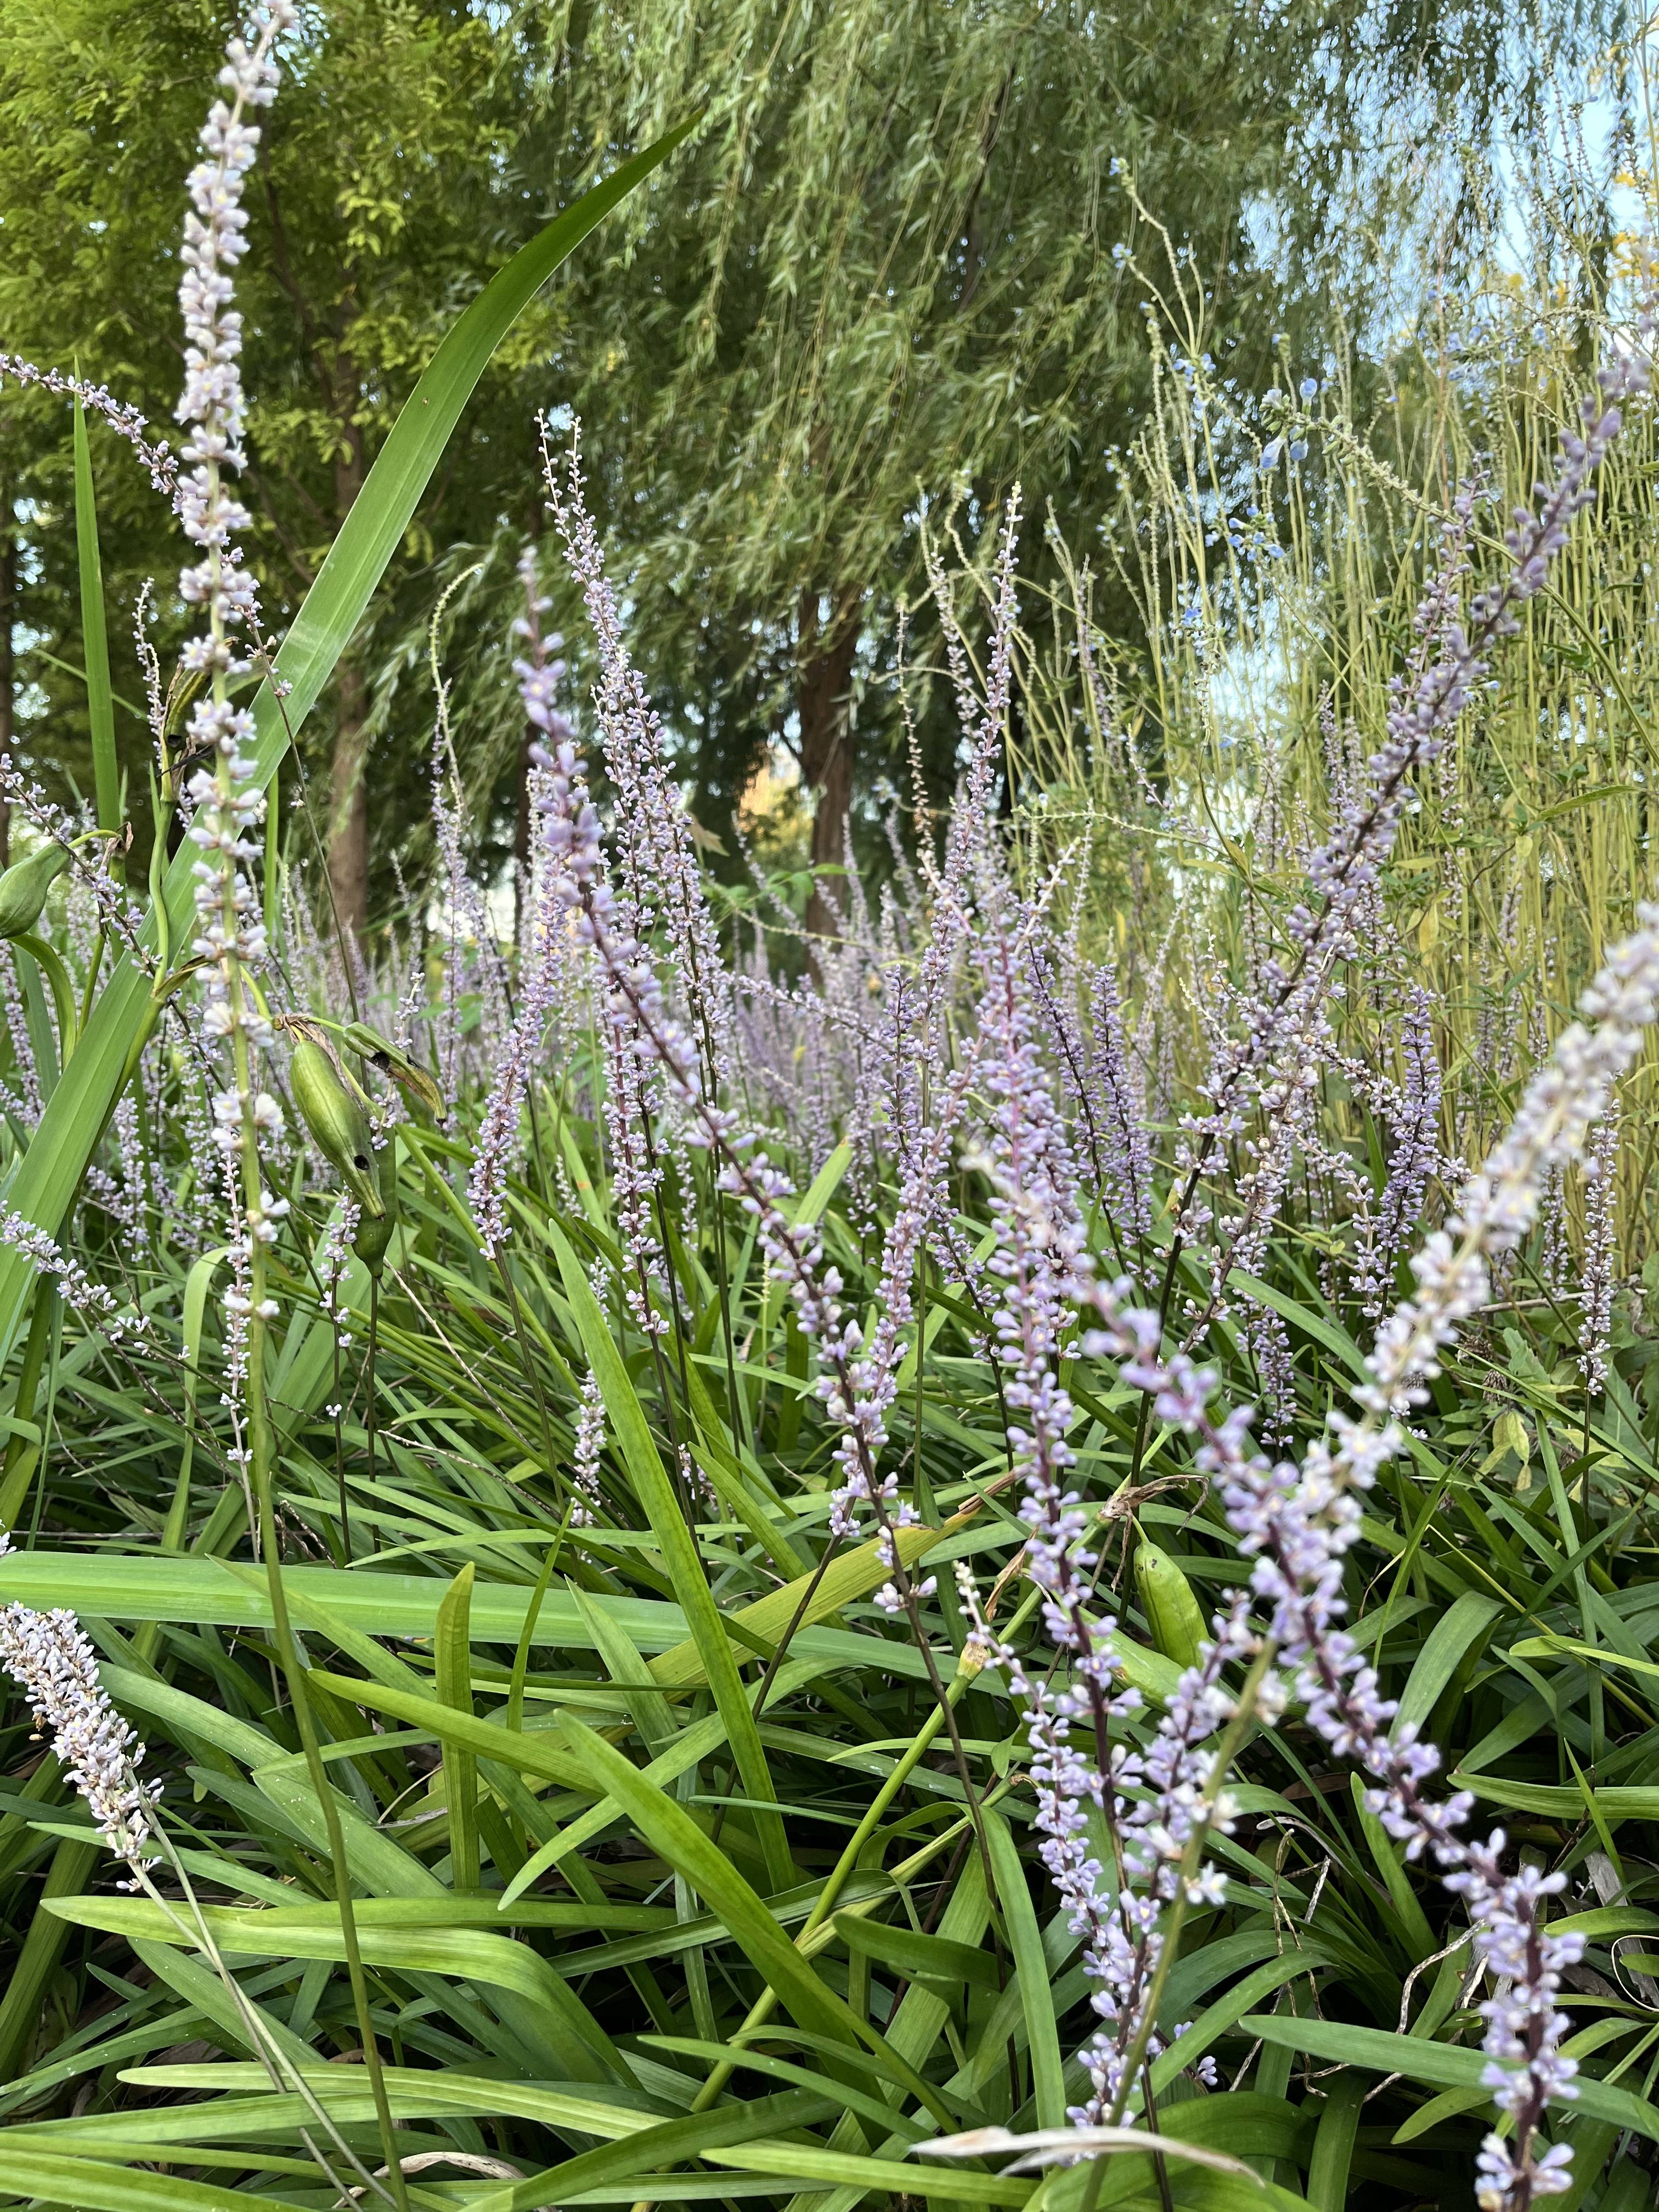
[1,18,1658,2212]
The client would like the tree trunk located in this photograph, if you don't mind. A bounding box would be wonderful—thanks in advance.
[797,594,859,949]
[0,493,13,869]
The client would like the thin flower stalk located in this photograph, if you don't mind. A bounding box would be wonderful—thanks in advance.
[543,423,732,1087]
[1351,981,1446,1317]
[0,356,180,503]
[175,5,294,1461]
[167,18,409,2203]
[860,494,1024,1192]
[825,1018,991,1566]
[1577,1094,1618,1395]
[571,1368,606,1527]
[1087,958,1154,1244]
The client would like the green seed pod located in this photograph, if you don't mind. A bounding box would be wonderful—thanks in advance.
[1099,1626,1182,1709]
[352,1136,398,1276]
[1134,1539,1207,1673]
[0,843,71,941]
[290,1041,383,1218]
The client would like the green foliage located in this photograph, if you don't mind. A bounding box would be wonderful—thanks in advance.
[3,964,1657,2205]
[1,14,1656,2212]
[0,0,1598,919]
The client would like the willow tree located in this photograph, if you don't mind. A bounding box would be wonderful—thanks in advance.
[0,0,1592,941]
[503,0,1582,930]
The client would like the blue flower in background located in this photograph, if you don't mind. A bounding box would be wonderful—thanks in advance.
[1261,439,1282,469]
[1289,439,1308,462]
[1299,376,1318,400]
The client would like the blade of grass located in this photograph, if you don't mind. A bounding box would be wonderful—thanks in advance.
[435,1562,481,1891]
[984,1809,1066,2129]
[550,1218,793,1892]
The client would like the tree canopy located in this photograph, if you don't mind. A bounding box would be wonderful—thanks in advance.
[0,0,1596,939]
[0,0,554,915]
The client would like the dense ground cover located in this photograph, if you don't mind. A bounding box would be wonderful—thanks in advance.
[0,13,1657,2212]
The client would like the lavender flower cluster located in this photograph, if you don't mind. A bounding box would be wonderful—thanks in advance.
[571,1368,606,1527]
[0,1535,156,1870]
[1015,902,1659,2204]
[0,355,180,503]
[544,428,732,1088]
[495,362,1646,2205]
[1577,1098,1619,1394]
[885,353,1654,2203]
[0,1211,149,1347]
[469,549,578,1257]
[1450,1841,1584,2210]
[175,5,297,1420]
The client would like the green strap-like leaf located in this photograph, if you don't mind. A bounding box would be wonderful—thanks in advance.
[1393,1592,1502,1737]
[572,1579,679,1753]
[121,2061,664,2140]
[436,1561,481,1889]
[0,1548,950,1684]
[984,1809,1066,2129]
[549,1218,793,1892]
[1244,2012,1659,2146]
[1306,2073,1363,2211]
[0,2148,299,2212]
[469,2087,836,2212]
[0,122,696,1367]
[648,1514,952,1690]
[834,1912,1003,1990]
[47,1894,622,2083]
[554,1709,952,2123]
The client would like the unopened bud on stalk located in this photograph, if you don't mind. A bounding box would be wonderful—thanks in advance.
[290,1042,383,1218]
[1134,1539,1207,1672]
[0,843,71,940]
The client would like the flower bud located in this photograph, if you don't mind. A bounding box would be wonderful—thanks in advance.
[0,843,71,941]
[1134,1539,1207,1672]
[290,1042,383,1217]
